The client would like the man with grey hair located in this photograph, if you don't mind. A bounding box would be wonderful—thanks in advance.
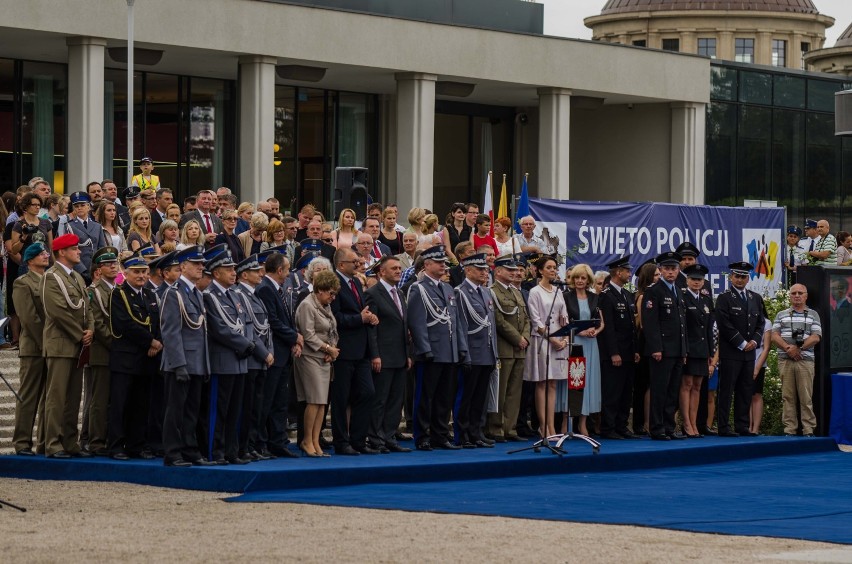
[514,216,545,253]
[354,232,379,269]
[216,186,232,197]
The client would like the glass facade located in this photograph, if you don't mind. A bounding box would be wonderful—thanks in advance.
[706,62,852,230]
[273,85,377,217]
[0,59,66,192]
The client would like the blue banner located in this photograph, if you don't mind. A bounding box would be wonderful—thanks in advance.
[527,199,786,296]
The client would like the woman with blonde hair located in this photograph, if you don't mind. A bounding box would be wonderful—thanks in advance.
[407,207,426,234]
[418,213,444,247]
[330,208,358,249]
[238,211,269,258]
[179,219,205,248]
[127,206,159,254]
[165,203,182,223]
[156,219,180,248]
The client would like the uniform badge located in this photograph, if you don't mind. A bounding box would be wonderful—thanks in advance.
[646,300,653,309]
[704,305,710,314]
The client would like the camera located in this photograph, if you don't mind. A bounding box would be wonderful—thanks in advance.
[21,224,39,236]
[792,328,804,348]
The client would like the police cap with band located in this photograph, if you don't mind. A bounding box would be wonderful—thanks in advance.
[236,254,263,275]
[121,254,149,269]
[175,245,205,264]
[728,261,753,276]
[675,241,699,258]
[787,225,803,236]
[421,245,448,263]
[461,253,489,269]
[494,255,520,269]
[655,251,682,266]
[149,250,179,271]
[69,191,92,206]
[606,255,631,270]
[804,218,818,229]
[123,186,141,200]
[92,246,119,265]
[682,263,709,280]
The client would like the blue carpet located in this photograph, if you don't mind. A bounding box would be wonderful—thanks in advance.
[228,449,852,545]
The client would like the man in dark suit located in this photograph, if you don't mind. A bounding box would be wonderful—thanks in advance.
[150,188,173,235]
[331,247,379,455]
[597,255,641,440]
[641,251,688,441]
[453,253,498,448]
[449,241,474,288]
[364,256,412,453]
[254,252,302,459]
[179,189,222,247]
[675,241,711,292]
[159,245,215,467]
[406,245,468,451]
[107,254,162,460]
[715,261,764,437]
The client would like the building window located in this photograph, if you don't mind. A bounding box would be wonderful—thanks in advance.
[662,38,679,52]
[772,40,787,67]
[801,42,811,54]
[698,38,717,58]
[735,38,755,63]
[632,40,646,47]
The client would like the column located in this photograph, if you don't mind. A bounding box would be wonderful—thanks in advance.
[756,31,773,66]
[66,37,106,193]
[378,94,397,206]
[670,102,706,205]
[791,33,803,70]
[537,88,571,201]
[718,31,734,62]
[680,31,696,54]
[395,72,436,213]
[238,55,276,205]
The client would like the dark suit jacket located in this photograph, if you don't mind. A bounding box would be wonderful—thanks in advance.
[449,265,465,288]
[364,282,409,369]
[595,284,636,360]
[109,282,161,375]
[150,208,164,235]
[256,276,299,368]
[179,209,223,236]
[641,281,687,357]
[683,289,715,359]
[331,272,376,361]
[715,288,764,361]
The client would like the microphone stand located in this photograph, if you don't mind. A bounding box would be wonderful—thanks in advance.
[554,320,601,454]
[509,280,567,456]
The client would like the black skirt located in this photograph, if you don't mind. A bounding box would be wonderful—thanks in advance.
[684,357,709,377]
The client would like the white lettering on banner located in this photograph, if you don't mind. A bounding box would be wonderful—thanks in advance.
[580,222,729,256]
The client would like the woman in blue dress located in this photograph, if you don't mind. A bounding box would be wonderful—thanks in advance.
[559,263,604,436]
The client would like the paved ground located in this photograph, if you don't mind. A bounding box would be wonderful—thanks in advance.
[1,477,851,563]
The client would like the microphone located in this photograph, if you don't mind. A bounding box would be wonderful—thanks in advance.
[551,280,569,287]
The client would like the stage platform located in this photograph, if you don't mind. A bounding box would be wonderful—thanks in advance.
[0,435,838,495]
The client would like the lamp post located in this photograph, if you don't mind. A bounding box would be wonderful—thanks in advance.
[127,0,135,186]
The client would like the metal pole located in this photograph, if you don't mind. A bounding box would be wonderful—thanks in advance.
[127,0,135,187]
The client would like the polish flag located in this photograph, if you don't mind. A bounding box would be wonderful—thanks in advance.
[483,171,494,236]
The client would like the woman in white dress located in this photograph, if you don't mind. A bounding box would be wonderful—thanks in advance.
[524,256,570,438]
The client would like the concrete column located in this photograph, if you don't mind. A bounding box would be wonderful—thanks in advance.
[238,55,276,205]
[718,31,734,62]
[395,72,436,213]
[647,32,661,50]
[670,102,706,205]
[378,94,397,206]
[66,37,106,193]
[680,31,696,54]
[756,31,773,66]
[791,34,803,70]
[537,88,571,200]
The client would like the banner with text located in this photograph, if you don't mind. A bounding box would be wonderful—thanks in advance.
[527,199,786,296]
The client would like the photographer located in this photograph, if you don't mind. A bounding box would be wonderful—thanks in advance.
[771,284,822,437]
[10,192,53,275]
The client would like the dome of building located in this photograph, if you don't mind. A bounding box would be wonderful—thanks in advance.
[600,0,820,16]
[836,22,852,47]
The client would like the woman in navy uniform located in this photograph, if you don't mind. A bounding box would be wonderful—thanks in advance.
[679,264,716,438]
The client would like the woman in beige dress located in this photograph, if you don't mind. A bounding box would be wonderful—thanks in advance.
[294,270,341,457]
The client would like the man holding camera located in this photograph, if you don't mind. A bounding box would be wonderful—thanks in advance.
[771,284,822,437]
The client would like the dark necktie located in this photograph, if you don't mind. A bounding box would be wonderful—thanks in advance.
[790,247,795,267]
[350,279,361,306]
[740,290,748,306]
[83,219,88,229]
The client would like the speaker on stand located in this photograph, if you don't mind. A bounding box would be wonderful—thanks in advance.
[333,167,369,220]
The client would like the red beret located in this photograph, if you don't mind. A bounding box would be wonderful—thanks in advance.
[53,233,80,251]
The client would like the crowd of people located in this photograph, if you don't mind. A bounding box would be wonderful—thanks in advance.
[5,167,844,464]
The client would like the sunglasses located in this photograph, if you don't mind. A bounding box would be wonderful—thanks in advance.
[322,238,333,243]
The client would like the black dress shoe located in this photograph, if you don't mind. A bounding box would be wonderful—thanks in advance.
[258,449,277,460]
[138,450,157,460]
[432,440,462,450]
[386,444,412,453]
[377,446,391,454]
[719,431,739,437]
[48,450,73,459]
[618,431,642,440]
[190,457,217,466]
[269,447,299,459]
[601,432,624,440]
[226,456,251,465]
[650,434,671,441]
[212,458,230,466]
[804,433,816,437]
[72,450,93,458]
[633,429,650,437]
[15,448,35,456]
[474,440,495,448]
[416,442,432,451]
[703,429,719,436]
[89,448,110,457]
[739,431,758,437]
[355,445,380,455]
[477,436,495,446]
[505,434,527,442]
[111,452,130,461]
[394,432,414,442]
[164,459,192,468]
[335,445,360,455]
[667,433,686,440]
[461,441,477,449]
[318,437,333,449]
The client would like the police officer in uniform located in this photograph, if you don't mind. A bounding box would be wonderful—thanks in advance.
[680,263,716,438]
[406,245,468,451]
[486,256,530,443]
[107,254,162,459]
[42,233,95,458]
[597,255,641,439]
[233,254,275,461]
[453,253,498,448]
[675,242,711,292]
[62,191,106,284]
[84,246,119,455]
[641,251,688,441]
[715,261,765,437]
[160,245,214,467]
[202,245,255,464]
[12,243,50,456]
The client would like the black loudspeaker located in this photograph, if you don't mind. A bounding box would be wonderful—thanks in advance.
[333,167,369,219]
[835,90,852,136]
